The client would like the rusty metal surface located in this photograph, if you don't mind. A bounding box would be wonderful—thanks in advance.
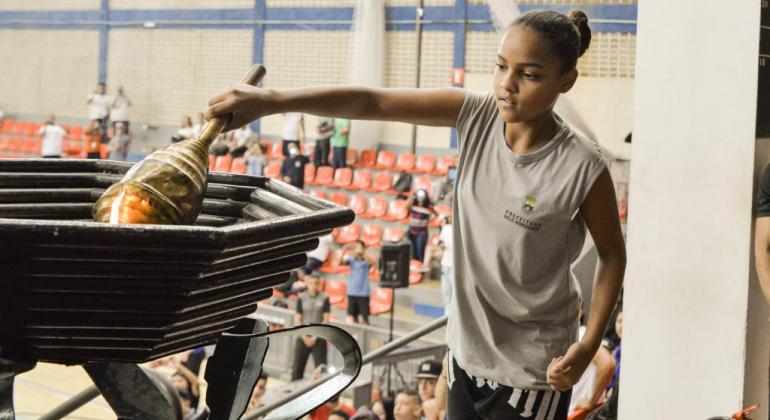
[0,159,354,364]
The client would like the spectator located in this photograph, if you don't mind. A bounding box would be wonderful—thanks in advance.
[86,82,110,135]
[280,143,310,189]
[438,215,454,311]
[231,125,253,158]
[110,85,132,132]
[245,143,267,177]
[371,398,394,420]
[416,360,442,420]
[331,118,351,169]
[433,165,456,203]
[246,372,269,413]
[330,410,352,420]
[178,390,195,419]
[210,134,230,157]
[281,112,305,156]
[172,116,195,143]
[406,189,437,262]
[192,112,206,137]
[107,122,130,161]
[315,117,334,167]
[394,389,422,420]
[291,275,331,381]
[340,240,376,325]
[592,309,623,420]
[84,119,103,159]
[351,408,379,420]
[38,114,67,158]
[568,313,617,415]
[304,233,334,275]
[310,393,356,420]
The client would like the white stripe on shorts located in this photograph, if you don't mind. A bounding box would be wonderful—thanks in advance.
[521,390,538,417]
[508,388,523,409]
[546,391,562,420]
[535,390,554,420]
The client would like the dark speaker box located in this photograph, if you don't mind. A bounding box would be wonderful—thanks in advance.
[379,240,411,289]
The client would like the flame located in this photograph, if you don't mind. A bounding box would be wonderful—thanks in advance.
[109,191,126,224]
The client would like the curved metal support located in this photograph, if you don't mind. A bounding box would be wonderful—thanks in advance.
[227,324,362,420]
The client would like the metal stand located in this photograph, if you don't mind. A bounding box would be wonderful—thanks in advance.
[386,287,396,395]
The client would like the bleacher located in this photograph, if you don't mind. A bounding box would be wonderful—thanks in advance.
[0,118,109,159]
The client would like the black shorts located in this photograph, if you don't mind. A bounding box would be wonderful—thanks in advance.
[347,296,370,318]
[447,352,571,420]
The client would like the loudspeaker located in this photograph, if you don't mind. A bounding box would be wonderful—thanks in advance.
[379,240,411,289]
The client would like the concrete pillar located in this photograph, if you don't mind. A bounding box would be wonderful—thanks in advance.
[620,1,769,418]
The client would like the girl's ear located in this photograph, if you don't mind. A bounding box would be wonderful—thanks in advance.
[561,68,579,93]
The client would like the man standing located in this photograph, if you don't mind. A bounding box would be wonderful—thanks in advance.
[110,85,132,132]
[86,82,111,137]
[38,115,67,158]
[291,276,330,381]
[280,144,310,189]
[330,118,351,169]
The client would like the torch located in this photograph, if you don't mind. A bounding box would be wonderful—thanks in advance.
[93,64,266,224]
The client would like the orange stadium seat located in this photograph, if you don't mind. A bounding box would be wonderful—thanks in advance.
[310,190,327,200]
[209,154,216,172]
[346,148,358,166]
[409,259,424,285]
[304,164,317,185]
[382,199,409,222]
[414,154,436,174]
[361,224,383,248]
[394,152,416,172]
[325,279,348,309]
[313,166,334,186]
[347,169,372,191]
[329,192,348,207]
[374,150,396,170]
[214,154,233,172]
[383,226,405,242]
[370,287,393,315]
[429,203,453,227]
[321,249,349,275]
[433,155,456,176]
[264,161,281,179]
[412,175,432,195]
[361,197,388,219]
[269,142,284,160]
[336,223,361,244]
[349,194,367,216]
[355,149,377,168]
[7,138,22,152]
[69,125,83,140]
[331,167,353,189]
[365,172,393,193]
[230,157,247,174]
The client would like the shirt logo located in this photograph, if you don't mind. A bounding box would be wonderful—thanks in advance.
[522,195,537,214]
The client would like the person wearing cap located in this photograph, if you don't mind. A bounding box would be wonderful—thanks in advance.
[406,189,437,262]
[416,360,442,420]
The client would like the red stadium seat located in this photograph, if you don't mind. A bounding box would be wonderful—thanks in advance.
[31,139,42,155]
[325,279,348,309]
[432,155,457,176]
[361,197,388,219]
[321,249,349,275]
[336,223,361,244]
[214,154,233,172]
[355,149,377,168]
[429,203,452,227]
[331,167,353,189]
[20,139,35,154]
[209,154,216,172]
[414,154,437,174]
[329,192,348,207]
[7,138,22,152]
[269,142,284,160]
[382,199,409,222]
[304,164,317,185]
[383,226,405,242]
[394,152,416,172]
[409,259,424,284]
[374,150,396,170]
[349,194,368,216]
[361,224,383,248]
[0,119,14,133]
[230,157,247,174]
[365,172,393,193]
[264,161,281,179]
[412,175,432,195]
[347,169,372,190]
[69,125,83,140]
[314,166,334,186]
[370,287,393,315]
[310,190,327,200]
[346,148,358,166]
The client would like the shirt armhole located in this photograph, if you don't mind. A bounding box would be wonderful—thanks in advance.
[573,157,608,219]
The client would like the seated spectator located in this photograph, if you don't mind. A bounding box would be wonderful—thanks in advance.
[245,143,267,177]
[38,114,67,158]
[84,119,103,159]
[210,134,230,156]
[592,308,623,420]
[274,270,306,297]
[371,398,394,420]
[246,372,269,413]
[107,122,130,161]
[304,233,334,275]
[310,393,356,420]
[280,144,310,189]
[291,275,331,381]
[394,389,422,420]
[416,360,442,420]
[172,115,195,143]
[568,313,617,415]
[340,240,377,325]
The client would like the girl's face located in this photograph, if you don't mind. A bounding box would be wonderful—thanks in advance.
[493,27,577,124]
[615,312,623,338]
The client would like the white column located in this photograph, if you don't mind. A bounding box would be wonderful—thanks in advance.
[621,0,768,418]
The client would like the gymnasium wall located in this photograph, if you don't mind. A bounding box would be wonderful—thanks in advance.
[0,0,637,155]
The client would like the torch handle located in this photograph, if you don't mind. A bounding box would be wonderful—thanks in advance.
[197,64,267,146]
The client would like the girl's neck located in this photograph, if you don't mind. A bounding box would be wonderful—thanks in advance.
[504,110,559,155]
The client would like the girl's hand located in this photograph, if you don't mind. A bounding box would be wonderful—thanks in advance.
[546,342,594,391]
[205,85,271,132]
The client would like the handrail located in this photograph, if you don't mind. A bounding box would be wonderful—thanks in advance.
[246,314,448,420]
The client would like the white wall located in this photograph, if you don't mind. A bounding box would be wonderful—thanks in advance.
[620,1,764,418]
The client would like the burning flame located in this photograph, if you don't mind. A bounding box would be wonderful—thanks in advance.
[109,191,125,224]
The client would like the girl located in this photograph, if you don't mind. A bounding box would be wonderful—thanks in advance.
[406,189,437,262]
[245,143,267,177]
[206,9,625,419]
